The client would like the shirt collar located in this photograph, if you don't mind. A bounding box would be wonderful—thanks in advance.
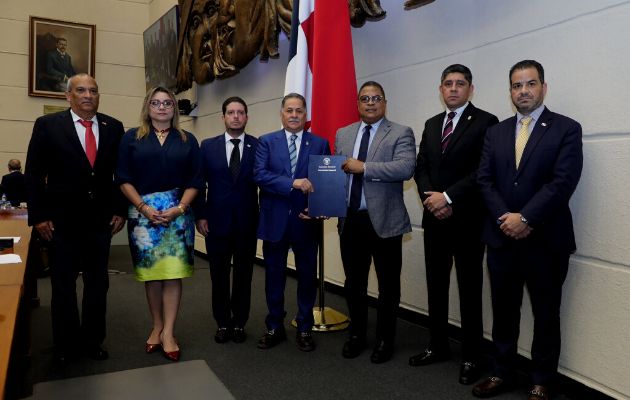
[224,132,245,142]
[359,117,384,134]
[516,104,545,123]
[285,130,303,139]
[70,109,97,124]
[447,101,469,116]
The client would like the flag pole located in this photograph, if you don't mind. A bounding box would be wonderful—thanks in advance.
[311,220,349,331]
[291,220,349,331]
[287,0,352,332]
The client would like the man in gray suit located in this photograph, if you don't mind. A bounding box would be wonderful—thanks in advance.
[335,81,416,363]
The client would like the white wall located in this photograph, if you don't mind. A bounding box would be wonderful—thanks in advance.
[0,0,150,243]
[2,0,629,398]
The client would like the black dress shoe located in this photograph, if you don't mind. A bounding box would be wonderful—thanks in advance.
[296,331,316,352]
[472,376,513,398]
[370,341,393,364]
[214,327,233,344]
[84,345,109,360]
[459,361,481,385]
[408,348,450,366]
[342,335,366,359]
[257,328,287,349]
[232,327,246,343]
[527,385,549,400]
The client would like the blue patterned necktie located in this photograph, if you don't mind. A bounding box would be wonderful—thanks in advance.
[289,134,298,176]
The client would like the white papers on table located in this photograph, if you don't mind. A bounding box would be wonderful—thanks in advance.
[0,254,22,264]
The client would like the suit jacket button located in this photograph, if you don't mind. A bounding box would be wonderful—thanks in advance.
[513,182,518,186]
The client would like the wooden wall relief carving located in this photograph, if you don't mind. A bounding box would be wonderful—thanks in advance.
[175,0,435,93]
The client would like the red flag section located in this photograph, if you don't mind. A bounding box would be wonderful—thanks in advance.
[285,0,359,150]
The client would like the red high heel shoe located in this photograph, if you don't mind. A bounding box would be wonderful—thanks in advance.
[162,347,180,362]
[145,342,162,354]
[161,336,180,362]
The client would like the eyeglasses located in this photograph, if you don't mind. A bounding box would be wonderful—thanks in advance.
[359,95,384,104]
[149,99,175,109]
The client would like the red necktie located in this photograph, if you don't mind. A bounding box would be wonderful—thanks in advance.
[79,119,96,167]
[441,111,456,153]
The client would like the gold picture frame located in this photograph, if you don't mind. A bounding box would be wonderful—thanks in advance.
[29,16,96,99]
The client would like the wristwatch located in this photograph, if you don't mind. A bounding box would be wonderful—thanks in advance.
[520,214,529,225]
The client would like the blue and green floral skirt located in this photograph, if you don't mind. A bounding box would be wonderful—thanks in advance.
[127,188,194,281]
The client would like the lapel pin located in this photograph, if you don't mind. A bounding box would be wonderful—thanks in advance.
[305,141,309,146]
[467,116,472,120]
[246,144,251,148]
[101,121,107,125]
[541,122,547,127]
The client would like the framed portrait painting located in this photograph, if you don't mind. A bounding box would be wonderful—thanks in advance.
[29,16,96,99]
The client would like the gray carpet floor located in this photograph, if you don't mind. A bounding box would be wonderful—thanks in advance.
[22,245,578,400]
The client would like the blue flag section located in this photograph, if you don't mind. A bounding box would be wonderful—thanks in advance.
[307,155,348,217]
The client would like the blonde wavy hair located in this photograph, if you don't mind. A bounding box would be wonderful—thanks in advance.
[136,86,187,142]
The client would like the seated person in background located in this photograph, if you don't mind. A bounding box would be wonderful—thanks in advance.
[1,159,26,207]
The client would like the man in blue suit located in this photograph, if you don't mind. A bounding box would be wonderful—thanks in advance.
[473,60,583,400]
[195,97,258,344]
[253,93,330,352]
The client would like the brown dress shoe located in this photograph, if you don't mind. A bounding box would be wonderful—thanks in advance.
[528,385,549,400]
[296,331,316,352]
[472,376,512,398]
[257,328,287,349]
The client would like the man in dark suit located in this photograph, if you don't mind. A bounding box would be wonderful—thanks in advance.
[1,159,27,207]
[46,37,76,92]
[253,93,330,352]
[472,60,583,400]
[335,81,416,363]
[25,73,126,364]
[195,97,258,344]
[412,64,498,384]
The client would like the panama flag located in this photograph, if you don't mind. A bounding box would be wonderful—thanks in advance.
[284,0,359,150]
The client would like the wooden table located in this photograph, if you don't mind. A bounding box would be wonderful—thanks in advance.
[0,209,30,400]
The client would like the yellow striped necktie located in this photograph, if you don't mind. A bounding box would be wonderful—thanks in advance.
[515,116,533,168]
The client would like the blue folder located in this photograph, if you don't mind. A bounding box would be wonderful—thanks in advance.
[308,155,348,217]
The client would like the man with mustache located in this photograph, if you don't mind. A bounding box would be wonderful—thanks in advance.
[335,81,416,363]
[473,60,583,400]
[412,64,498,384]
[45,37,76,92]
[253,93,330,352]
[25,73,126,364]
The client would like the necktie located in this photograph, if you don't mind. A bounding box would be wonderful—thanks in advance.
[79,119,96,167]
[289,134,298,176]
[349,125,372,210]
[441,111,456,153]
[229,138,241,180]
[515,116,533,168]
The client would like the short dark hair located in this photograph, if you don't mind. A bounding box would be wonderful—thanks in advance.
[358,81,386,99]
[282,93,307,109]
[222,96,248,115]
[509,60,545,84]
[57,37,67,44]
[441,64,472,85]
